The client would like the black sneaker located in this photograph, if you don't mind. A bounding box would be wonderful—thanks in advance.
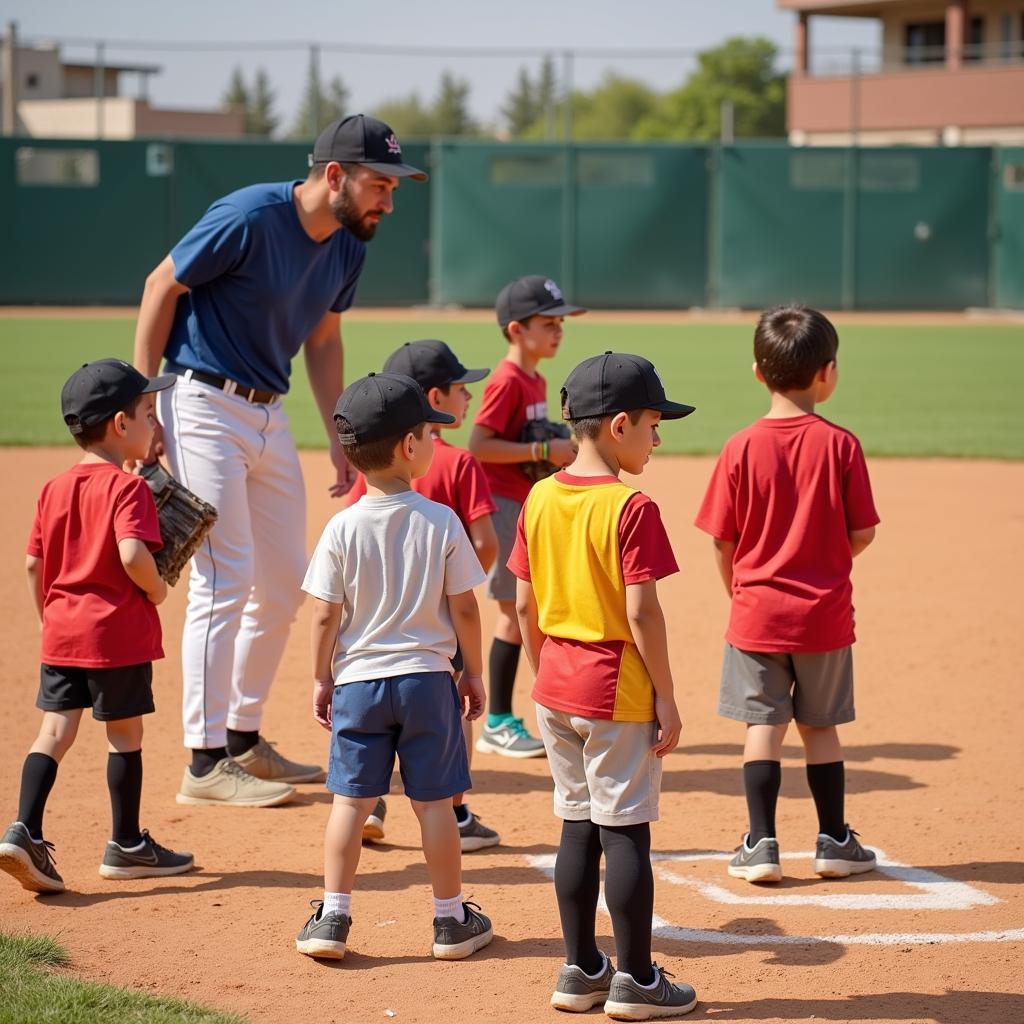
[604,963,697,1021]
[815,826,877,878]
[727,834,782,884]
[0,821,65,894]
[362,797,387,843]
[458,810,500,852]
[550,952,614,1012]
[99,829,194,880]
[296,899,351,960]
[432,900,493,960]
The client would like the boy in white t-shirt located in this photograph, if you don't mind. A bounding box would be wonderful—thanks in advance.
[296,371,494,963]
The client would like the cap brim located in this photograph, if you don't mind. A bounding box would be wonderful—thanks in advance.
[451,367,489,385]
[541,303,587,318]
[141,373,177,393]
[362,161,429,182]
[426,410,457,426]
[652,400,696,420]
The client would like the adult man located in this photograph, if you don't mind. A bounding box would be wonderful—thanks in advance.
[134,114,427,807]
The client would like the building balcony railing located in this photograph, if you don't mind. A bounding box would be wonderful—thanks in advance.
[805,43,1024,77]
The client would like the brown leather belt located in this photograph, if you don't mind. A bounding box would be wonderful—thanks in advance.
[175,368,278,404]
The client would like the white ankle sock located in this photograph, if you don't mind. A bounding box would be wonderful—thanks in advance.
[433,893,466,923]
[322,891,351,917]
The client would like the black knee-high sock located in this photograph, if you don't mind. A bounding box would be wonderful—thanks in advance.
[744,760,782,844]
[806,761,846,841]
[226,728,260,757]
[554,819,604,974]
[17,753,58,841]
[107,750,143,847]
[600,823,654,985]
[191,747,228,777]
[487,638,521,720]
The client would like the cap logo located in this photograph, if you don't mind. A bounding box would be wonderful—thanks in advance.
[385,133,402,155]
[544,279,563,301]
[652,365,666,391]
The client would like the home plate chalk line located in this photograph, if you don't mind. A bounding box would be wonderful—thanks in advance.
[525,850,1024,946]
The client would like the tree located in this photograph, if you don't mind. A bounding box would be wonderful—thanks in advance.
[371,93,435,137]
[289,52,349,139]
[501,56,559,138]
[568,72,659,140]
[248,67,278,137]
[636,36,786,140]
[222,66,249,117]
[432,72,477,136]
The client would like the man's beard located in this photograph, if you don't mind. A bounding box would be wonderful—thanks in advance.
[331,178,378,242]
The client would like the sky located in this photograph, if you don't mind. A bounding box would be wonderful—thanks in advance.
[4,1,880,130]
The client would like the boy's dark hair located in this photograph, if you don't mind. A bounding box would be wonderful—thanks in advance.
[564,408,644,442]
[754,305,839,393]
[72,392,145,450]
[501,314,535,343]
[334,416,427,472]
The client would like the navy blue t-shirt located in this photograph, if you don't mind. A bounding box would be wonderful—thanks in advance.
[165,181,366,394]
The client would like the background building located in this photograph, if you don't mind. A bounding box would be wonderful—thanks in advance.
[781,0,1024,144]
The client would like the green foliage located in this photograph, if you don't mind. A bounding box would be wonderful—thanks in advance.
[0,932,247,1024]
[636,36,786,140]
[289,52,349,139]
[372,71,478,137]
[565,72,660,140]
[220,66,278,137]
[3,317,1022,459]
[501,56,559,138]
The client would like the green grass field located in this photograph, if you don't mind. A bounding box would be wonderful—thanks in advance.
[3,317,1021,458]
[0,932,246,1024]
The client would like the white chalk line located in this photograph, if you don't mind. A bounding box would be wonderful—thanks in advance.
[524,852,1022,946]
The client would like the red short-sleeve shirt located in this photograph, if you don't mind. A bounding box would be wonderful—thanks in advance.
[28,461,164,668]
[346,435,496,535]
[694,414,880,653]
[473,359,549,504]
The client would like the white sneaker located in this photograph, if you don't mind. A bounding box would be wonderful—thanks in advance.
[176,758,294,807]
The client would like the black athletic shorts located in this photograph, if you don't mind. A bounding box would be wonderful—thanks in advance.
[37,662,155,721]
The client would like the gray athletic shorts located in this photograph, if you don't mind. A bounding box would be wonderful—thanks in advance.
[718,644,855,727]
[535,704,662,826]
[486,494,523,603]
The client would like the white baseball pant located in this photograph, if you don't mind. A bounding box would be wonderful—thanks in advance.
[159,378,307,750]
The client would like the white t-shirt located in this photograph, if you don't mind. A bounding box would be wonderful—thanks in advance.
[302,491,486,685]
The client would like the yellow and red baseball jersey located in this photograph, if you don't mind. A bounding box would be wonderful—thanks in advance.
[507,471,678,722]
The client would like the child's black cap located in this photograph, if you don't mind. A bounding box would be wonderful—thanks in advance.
[60,358,176,435]
[310,114,428,181]
[333,372,455,444]
[495,275,587,329]
[561,352,695,421]
[383,340,489,392]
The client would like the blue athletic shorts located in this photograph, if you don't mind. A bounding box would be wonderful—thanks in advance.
[326,672,471,802]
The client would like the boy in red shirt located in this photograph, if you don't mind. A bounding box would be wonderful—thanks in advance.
[469,276,584,758]
[695,305,880,884]
[346,339,500,851]
[0,359,193,893]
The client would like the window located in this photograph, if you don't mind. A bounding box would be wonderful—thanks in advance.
[489,153,563,186]
[25,72,39,89]
[858,154,920,192]
[964,15,985,63]
[790,152,846,190]
[904,21,945,64]
[1005,162,1024,191]
[16,147,100,187]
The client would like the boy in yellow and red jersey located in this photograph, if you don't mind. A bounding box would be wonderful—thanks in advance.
[508,352,700,1019]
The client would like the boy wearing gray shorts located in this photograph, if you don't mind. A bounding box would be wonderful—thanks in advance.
[510,352,699,1018]
[695,305,881,884]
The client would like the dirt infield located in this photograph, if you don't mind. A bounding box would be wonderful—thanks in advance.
[1,450,1021,1024]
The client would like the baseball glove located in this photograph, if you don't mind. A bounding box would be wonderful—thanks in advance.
[520,418,573,484]
[140,462,218,586]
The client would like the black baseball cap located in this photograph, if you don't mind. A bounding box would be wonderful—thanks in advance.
[561,352,695,421]
[383,340,489,392]
[495,275,587,329]
[61,358,176,435]
[311,114,428,181]
[333,372,455,444]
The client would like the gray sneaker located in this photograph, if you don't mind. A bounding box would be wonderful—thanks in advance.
[550,952,614,1012]
[474,717,547,759]
[604,964,698,1021]
[432,900,493,960]
[232,737,325,784]
[0,821,65,893]
[727,834,782,884]
[362,797,387,843]
[99,829,195,880]
[815,826,877,878]
[296,899,351,960]
[458,810,500,852]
